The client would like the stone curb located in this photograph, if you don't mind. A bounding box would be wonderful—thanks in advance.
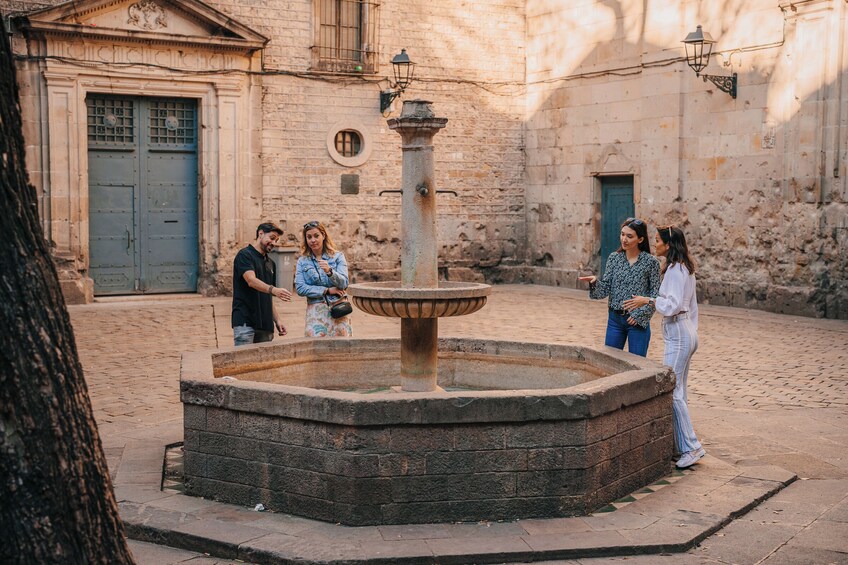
[119,459,797,564]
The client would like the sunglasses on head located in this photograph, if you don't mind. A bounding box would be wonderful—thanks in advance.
[303,221,320,229]
[624,217,644,227]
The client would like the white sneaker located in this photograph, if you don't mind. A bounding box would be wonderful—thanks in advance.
[676,448,706,469]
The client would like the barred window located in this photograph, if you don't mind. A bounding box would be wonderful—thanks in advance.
[87,97,135,146]
[327,122,371,167]
[313,0,379,73]
[334,130,362,157]
[148,99,196,148]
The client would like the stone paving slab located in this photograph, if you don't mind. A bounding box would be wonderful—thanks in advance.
[128,540,216,564]
[68,286,848,563]
[117,454,795,564]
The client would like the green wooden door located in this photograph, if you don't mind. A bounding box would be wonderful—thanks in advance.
[87,96,198,295]
[600,176,634,274]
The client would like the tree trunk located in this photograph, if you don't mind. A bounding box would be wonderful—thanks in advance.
[0,19,135,565]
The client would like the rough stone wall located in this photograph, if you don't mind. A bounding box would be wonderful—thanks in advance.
[523,0,848,318]
[0,0,55,11]
[5,0,847,318]
[202,0,527,288]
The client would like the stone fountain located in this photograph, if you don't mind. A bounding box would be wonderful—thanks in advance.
[348,100,490,392]
[179,101,676,526]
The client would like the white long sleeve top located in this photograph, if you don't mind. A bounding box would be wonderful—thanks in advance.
[655,263,699,331]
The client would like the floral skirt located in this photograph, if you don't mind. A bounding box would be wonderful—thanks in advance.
[304,302,352,337]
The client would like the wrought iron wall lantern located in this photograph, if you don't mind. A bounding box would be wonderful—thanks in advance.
[380,49,415,113]
[682,25,737,99]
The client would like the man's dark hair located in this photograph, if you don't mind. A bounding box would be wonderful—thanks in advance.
[256,222,283,238]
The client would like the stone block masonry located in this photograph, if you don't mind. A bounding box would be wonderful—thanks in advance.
[202,0,528,291]
[9,0,844,317]
[183,397,673,525]
[521,0,848,319]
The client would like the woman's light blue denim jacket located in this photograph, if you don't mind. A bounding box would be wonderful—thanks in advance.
[294,251,350,305]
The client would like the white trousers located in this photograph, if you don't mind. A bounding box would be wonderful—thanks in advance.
[663,316,703,455]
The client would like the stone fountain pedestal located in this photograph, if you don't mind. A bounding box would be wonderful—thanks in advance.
[348,100,490,392]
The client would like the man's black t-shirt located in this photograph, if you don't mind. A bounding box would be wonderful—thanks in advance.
[232,245,276,331]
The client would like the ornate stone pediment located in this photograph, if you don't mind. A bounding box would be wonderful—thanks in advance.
[590,145,637,175]
[16,0,267,51]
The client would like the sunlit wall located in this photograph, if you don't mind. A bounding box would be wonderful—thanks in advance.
[524,0,848,318]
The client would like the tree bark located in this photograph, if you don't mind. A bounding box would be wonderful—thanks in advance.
[0,18,135,565]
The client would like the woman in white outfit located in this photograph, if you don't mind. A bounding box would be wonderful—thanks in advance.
[624,225,705,469]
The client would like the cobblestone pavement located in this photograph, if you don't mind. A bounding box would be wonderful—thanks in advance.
[68,285,848,564]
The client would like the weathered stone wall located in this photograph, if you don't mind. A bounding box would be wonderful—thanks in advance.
[3,0,526,297]
[523,0,848,318]
[6,0,846,318]
[202,0,527,290]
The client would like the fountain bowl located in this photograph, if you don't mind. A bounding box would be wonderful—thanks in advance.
[180,337,676,526]
[347,281,490,318]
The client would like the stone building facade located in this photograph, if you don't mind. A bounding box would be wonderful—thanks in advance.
[3,0,846,318]
[523,0,848,319]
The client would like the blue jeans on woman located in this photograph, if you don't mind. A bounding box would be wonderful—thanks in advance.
[604,309,651,357]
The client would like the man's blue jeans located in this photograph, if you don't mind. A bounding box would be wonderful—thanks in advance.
[604,309,651,357]
[233,324,273,346]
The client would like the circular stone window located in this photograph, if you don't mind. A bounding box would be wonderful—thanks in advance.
[326,121,372,167]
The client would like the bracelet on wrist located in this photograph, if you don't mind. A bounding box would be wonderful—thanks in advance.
[268,285,275,295]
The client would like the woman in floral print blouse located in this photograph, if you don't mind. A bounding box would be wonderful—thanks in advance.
[578,217,660,357]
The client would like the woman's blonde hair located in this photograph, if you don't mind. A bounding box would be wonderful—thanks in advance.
[299,221,337,257]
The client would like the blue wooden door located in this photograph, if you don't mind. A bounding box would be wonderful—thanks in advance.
[600,176,634,274]
[87,96,198,295]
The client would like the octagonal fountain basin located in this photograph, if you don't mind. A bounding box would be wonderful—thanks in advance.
[180,338,676,526]
[348,281,491,317]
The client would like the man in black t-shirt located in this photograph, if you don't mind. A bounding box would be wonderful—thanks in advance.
[232,222,293,346]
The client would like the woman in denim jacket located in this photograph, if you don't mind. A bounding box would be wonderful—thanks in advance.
[294,221,352,337]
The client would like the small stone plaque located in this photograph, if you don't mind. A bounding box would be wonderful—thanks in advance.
[340,174,360,194]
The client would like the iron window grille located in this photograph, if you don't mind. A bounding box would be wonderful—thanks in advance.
[148,99,197,149]
[87,97,135,147]
[313,0,379,73]
[334,130,362,157]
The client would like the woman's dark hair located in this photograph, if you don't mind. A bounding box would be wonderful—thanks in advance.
[658,225,696,274]
[617,217,651,254]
